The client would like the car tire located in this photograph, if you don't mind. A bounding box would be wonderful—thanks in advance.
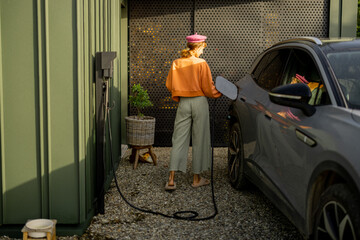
[313,184,360,240]
[227,122,248,189]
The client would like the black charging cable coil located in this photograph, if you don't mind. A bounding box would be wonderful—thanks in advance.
[106,99,218,221]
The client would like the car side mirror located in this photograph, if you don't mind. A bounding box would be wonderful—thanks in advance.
[269,83,316,116]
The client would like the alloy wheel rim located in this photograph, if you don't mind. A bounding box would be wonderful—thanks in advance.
[316,201,356,240]
[229,130,240,182]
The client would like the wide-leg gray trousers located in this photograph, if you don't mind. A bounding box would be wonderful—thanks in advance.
[169,96,211,174]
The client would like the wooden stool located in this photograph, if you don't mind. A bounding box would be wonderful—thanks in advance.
[129,145,157,169]
[22,219,56,240]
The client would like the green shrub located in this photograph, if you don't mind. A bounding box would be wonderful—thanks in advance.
[129,84,153,119]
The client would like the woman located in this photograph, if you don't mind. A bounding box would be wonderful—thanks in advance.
[165,33,222,190]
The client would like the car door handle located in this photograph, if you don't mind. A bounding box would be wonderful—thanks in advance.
[240,96,246,102]
[295,130,316,147]
[264,111,272,120]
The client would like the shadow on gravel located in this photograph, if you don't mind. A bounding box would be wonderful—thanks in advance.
[58,147,303,240]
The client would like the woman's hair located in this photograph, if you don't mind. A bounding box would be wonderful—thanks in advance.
[181,42,207,58]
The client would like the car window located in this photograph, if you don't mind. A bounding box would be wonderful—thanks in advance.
[281,49,330,106]
[327,51,360,109]
[253,49,290,91]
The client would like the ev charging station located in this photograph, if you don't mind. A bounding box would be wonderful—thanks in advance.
[95,52,117,214]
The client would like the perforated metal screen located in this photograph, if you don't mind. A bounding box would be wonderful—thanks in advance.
[129,0,329,146]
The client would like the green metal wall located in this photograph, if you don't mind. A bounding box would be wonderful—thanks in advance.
[0,0,127,230]
[329,0,358,37]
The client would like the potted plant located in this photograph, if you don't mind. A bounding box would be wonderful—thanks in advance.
[125,84,155,146]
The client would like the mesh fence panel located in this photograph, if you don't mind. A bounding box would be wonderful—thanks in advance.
[129,0,329,146]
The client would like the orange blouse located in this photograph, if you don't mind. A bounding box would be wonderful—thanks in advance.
[166,56,222,102]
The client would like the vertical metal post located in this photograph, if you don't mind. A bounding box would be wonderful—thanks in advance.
[95,53,106,214]
[95,51,116,214]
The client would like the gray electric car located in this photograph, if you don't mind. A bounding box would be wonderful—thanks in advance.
[226,37,360,239]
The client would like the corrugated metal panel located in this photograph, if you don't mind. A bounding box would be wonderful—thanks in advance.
[0,0,127,228]
[0,0,42,224]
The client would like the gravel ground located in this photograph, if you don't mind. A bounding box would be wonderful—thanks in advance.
[1,147,303,240]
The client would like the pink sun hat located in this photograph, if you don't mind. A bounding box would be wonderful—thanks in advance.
[186,33,207,43]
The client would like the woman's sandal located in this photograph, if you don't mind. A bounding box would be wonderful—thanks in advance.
[165,182,176,191]
[191,178,210,188]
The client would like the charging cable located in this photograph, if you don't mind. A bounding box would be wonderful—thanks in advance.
[106,98,218,221]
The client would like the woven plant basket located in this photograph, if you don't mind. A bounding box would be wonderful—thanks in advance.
[125,116,155,146]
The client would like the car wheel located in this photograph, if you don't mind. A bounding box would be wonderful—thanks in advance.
[313,184,360,240]
[228,122,248,189]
